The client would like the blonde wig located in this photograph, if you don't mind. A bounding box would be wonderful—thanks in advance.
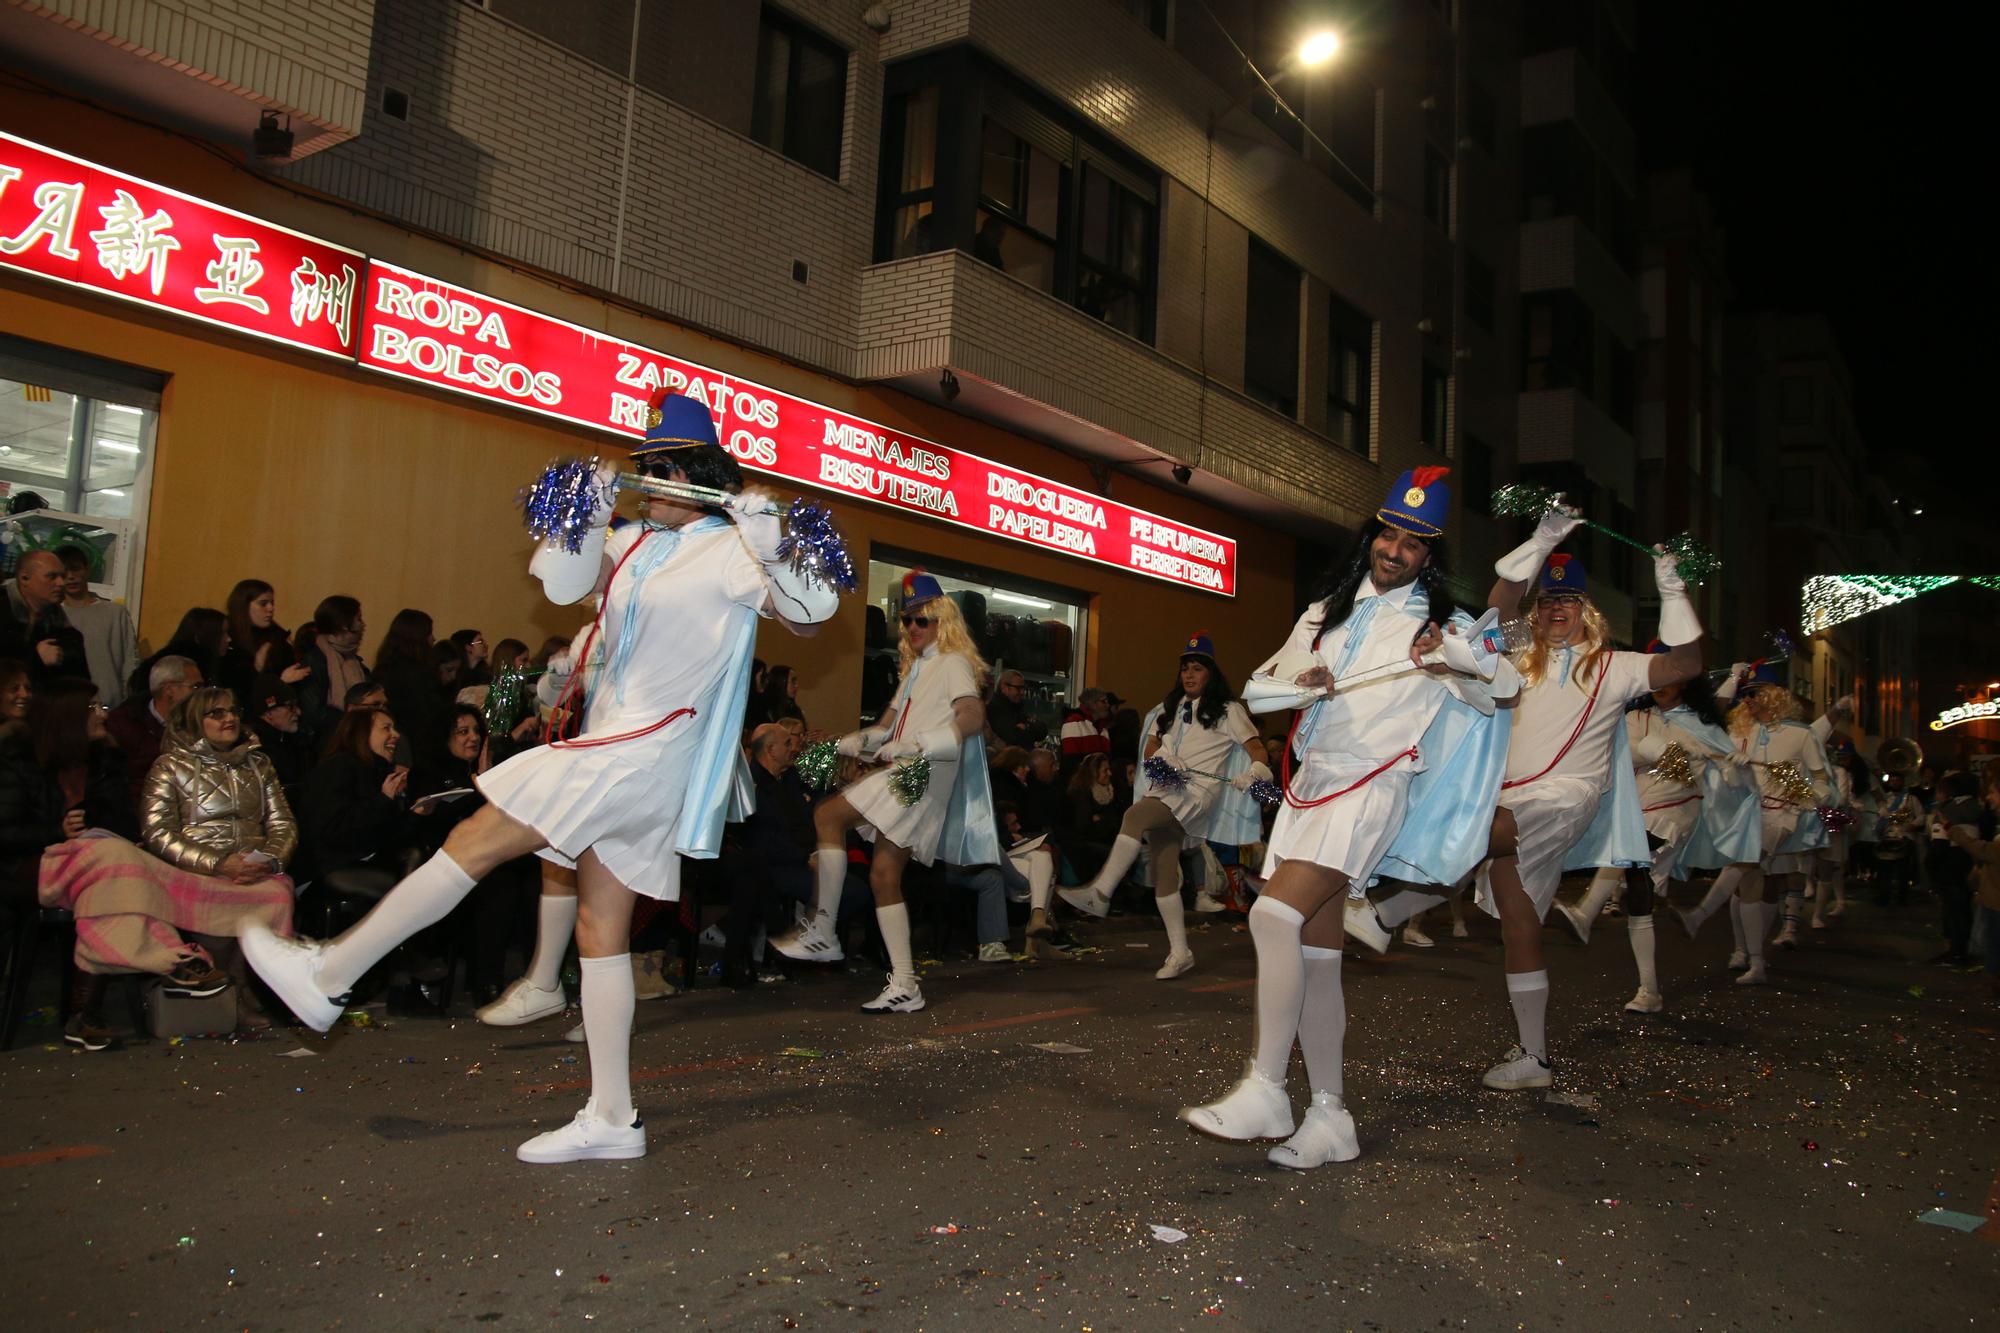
[898,593,989,682]
[1516,596,1613,689]
[1728,683,1803,741]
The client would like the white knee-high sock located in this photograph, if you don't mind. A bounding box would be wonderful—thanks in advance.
[1090,834,1145,897]
[1375,888,1446,929]
[1578,868,1622,920]
[1728,895,1746,953]
[1247,897,1306,1083]
[525,893,578,992]
[1027,852,1054,912]
[1689,865,1745,931]
[1741,902,1774,961]
[1506,969,1550,1058]
[1628,915,1658,993]
[579,954,635,1125]
[1156,890,1188,955]
[1781,888,1804,928]
[317,852,477,995]
[876,901,915,989]
[811,848,845,924]
[1297,945,1345,1097]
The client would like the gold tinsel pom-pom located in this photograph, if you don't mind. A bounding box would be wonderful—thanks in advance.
[1650,742,1696,787]
[1767,760,1816,805]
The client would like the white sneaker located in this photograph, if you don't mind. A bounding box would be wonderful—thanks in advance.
[860,975,925,1013]
[1481,1045,1553,1090]
[698,924,728,949]
[1555,900,1594,945]
[1735,959,1768,986]
[1624,988,1664,1014]
[1727,949,1748,969]
[1266,1093,1360,1169]
[1155,949,1195,980]
[240,926,345,1032]
[1341,900,1391,954]
[772,915,844,964]
[1450,919,1469,939]
[478,978,568,1027]
[515,1100,646,1164]
[1057,885,1110,919]
[1192,890,1226,914]
[1180,1066,1295,1141]
[977,942,1012,963]
[564,1022,584,1043]
[1677,908,1703,941]
[1400,924,1435,949]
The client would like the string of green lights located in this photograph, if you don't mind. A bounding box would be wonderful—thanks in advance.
[1801,575,2000,634]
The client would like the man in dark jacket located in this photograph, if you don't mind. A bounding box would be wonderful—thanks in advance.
[987,670,1047,750]
[104,654,201,805]
[722,724,821,985]
[3,551,90,685]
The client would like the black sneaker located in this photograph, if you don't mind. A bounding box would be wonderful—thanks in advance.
[63,1015,115,1051]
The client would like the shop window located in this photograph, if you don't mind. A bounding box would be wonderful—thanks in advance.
[862,554,1086,732]
[1326,294,1372,455]
[0,344,161,614]
[1244,239,1301,418]
[752,7,848,180]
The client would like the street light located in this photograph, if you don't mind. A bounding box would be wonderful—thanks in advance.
[1298,30,1341,66]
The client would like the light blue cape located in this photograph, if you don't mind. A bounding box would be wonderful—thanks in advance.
[674,609,759,858]
[1559,717,1653,870]
[938,733,1001,867]
[1668,709,1761,872]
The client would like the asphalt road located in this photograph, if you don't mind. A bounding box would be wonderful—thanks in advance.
[3,883,1994,1330]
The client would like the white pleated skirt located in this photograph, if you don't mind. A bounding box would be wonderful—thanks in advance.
[477,727,695,901]
[1480,775,1603,918]
[1642,794,1702,846]
[1759,804,1814,875]
[848,757,959,866]
[1261,769,1412,883]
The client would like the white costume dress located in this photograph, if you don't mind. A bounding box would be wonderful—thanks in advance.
[478,519,776,901]
[1153,700,1259,840]
[1740,719,1832,875]
[1261,581,1506,882]
[1488,648,1655,915]
[849,646,981,865]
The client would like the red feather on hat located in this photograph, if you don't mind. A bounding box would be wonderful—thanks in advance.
[1409,465,1450,490]
[647,386,674,411]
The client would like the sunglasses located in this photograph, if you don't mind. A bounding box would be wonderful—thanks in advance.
[899,615,934,628]
[204,707,241,720]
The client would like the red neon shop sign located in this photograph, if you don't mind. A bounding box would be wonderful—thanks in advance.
[0,131,362,359]
[357,261,1236,595]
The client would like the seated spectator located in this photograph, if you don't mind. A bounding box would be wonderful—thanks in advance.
[129,606,226,701]
[450,629,491,687]
[433,641,465,696]
[0,657,31,732]
[1026,748,1066,835]
[3,550,89,686]
[745,663,805,733]
[218,579,308,710]
[344,679,389,713]
[489,637,530,676]
[531,635,570,670]
[721,723,818,986]
[1064,752,1122,880]
[105,654,201,805]
[1060,686,1114,779]
[411,705,523,1006]
[987,669,1047,750]
[300,706,412,896]
[55,545,137,708]
[940,801,1054,960]
[374,609,447,770]
[248,672,312,798]
[40,683,295,1040]
[990,745,1036,826]
[296,595,369,740]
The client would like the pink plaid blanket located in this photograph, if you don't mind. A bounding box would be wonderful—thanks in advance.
[38,834,294,976]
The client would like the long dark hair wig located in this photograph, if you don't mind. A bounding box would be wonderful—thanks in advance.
[1629,667,1727,729]
[1153,655,1237,735]
[1308,520,1459,641]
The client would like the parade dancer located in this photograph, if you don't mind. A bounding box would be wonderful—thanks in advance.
[772,571,998,1013]
[1055,632,1268,979]
[1468,513,1703,1091]
[1180,470,1514,1168]
[1723,669,1833,981]
[1555,653,1751,1012]
[244,393,840,1163]
[1809,698,1857,929]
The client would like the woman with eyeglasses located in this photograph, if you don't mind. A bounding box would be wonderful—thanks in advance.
[773,571,997,1015]
[37,683,297,1038]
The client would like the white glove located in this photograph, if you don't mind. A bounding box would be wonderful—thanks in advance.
[1654,546,1702,645]
[1231,762,1273,792]
[836,730,879,759]
[914,726,962,761]
[1833,694,1856,716]
[1150,745,1184,773]
[1243,675,1325,714]
[587,462,621,529]
[873,736,923,763]
[728,488,785,564]
[1494,506,1581,581]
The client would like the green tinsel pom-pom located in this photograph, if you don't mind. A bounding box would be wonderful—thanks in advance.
[1490,483,1564,519]
[888,756,932,808]
[794,740,840,791]
[1661,532,1723,585]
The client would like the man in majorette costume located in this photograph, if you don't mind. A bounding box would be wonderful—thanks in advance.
[1807,696,1857,929]
[1460,509,1704,1092]
[1177,468,1517,1169]
[772,571,998,1014]
[1055,631,1269,979]
[1553,644,1757,1013]
[244,392,841,1163]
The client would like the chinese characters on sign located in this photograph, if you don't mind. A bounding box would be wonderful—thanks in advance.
[356,262,1238,595]
[0,131,362,357]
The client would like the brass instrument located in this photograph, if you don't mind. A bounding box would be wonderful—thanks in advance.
[1876,737,1924,779]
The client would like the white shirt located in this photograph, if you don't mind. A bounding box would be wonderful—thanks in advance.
[1737,718,1832,805]
[881,645,980,745]
[1505,648,1654,791]
[1628,708,1723,810]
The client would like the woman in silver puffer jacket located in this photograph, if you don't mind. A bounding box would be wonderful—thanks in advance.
[142,685,298,875]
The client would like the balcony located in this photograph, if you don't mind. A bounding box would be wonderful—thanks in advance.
[1518,386,1636,496]
[1520,48,1636,195]
[1519,217,1643,347]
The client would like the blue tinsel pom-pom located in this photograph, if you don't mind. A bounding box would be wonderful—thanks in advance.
[521,458,603,554]
[777,499,858,593]
[1767,628,1796,660]
[1143,755,1188,795]
[1248,778,1283,806]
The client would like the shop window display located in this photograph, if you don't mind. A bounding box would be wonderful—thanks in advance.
[862,556,1084,732]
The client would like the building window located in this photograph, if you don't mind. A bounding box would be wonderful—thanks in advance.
[1423,146,1452,228]
[883,85,940,258]
[1780,374,1814,425]
[975,118,1064,296]
[1420,358,1450,453]
[1462,435,1493,514]
[1326,295,1372,454]
[1465,252,1495,333]
[751,7,847,180]
[1117,0,1171,38]
[1075,164,1153,338]
[1466,79,1497,154]
[1522,292,1594,392]
[1244,239,1301,418]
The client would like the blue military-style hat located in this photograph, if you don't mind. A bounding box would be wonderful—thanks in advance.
[900,568,945,610]
[1539,553,1587,595]
[1180,630,1217,665]
[631,389,721,457]
[1376,465,1451,539]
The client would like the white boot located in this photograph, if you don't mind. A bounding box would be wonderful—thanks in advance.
[1266,1092,1360,1169]
[1180,1064,1295,1141]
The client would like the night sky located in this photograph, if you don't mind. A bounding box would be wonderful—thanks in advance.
[1638,1,1987,525]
